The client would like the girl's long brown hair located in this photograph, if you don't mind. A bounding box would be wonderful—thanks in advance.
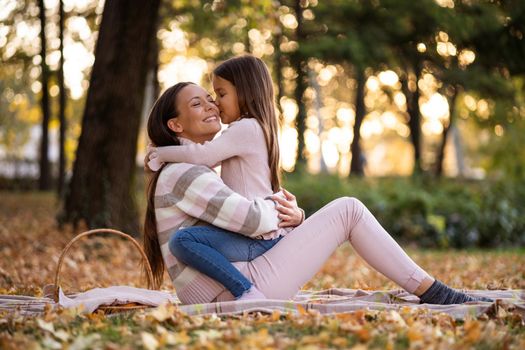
[214,55,281,192]
[143,82,193,289]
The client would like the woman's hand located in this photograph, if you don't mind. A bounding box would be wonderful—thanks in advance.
[271,188,305,228]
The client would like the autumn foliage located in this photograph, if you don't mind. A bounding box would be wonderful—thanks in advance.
[0,192,524,348]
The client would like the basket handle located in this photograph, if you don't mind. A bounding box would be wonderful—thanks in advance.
[53,228,154,302]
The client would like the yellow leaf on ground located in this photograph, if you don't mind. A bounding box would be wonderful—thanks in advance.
[141,332,159,350]
[36,319,55,333]
[332,337,348,347]
[297,304,307,316]
[355,328,371,342]
[271,310,281,321]
[407,326,424,342]
[165,331,191,345]
[464,320,482,343]
[149,302,175,322]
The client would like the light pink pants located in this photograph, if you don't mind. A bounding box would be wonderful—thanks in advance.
[217,197,432,301]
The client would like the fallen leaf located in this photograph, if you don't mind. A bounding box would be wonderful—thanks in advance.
[36,318,55,333]
[53,329,70,342]
[297,304,307,316]
[271,310,281,321]
[464,320,481,343]
[41,335,61,350]
[69,334,101,350]
[149,303,173,322]
[141,332,159,350]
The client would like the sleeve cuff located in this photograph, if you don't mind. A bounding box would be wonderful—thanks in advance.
[299,208,305,224]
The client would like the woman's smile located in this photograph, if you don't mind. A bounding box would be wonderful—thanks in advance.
[203,114,219,123]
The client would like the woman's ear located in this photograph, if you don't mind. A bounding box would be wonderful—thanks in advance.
[167,118,183,133]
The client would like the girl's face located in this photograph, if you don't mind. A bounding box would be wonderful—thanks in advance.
[212,75,241,124]
[167,84,221,144]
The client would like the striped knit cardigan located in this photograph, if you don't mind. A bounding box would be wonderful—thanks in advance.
[155,163,283,304]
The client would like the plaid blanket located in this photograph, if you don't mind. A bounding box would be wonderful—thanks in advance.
[1,288,523,320]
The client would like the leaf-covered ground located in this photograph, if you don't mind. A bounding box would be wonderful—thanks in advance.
[1,191,524,349]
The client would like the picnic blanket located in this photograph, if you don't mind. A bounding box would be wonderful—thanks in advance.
[1,288,523,320]
[57,286,177,313]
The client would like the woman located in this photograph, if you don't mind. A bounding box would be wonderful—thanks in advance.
[143,82,491,305]
[146,56,303,301]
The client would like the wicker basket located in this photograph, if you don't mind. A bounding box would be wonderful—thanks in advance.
[53,228,155,314]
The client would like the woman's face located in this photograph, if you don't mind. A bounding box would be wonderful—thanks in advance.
[168,84,221,144]
[212,75,241,124]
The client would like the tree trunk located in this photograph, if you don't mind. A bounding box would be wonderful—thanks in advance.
[271,1,284,119]
[245,28,252,54]
[292,0,307,167]
[273,23,284,118]
[151,36,160,103]
[61,0,161,235]
[401,62,423,175]
[38,0,51,190]
[142,31,160,119]
[435,86,458,177]
[57,0,66,198]
[349,68,366,177]
[451,125,466,177]
[309,69,327,172]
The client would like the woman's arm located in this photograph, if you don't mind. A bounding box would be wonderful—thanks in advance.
[149,119,256,169]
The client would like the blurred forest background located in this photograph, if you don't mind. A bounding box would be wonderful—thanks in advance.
[1,0,524,248]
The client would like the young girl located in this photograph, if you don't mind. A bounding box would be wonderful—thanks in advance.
[147,55,303,300]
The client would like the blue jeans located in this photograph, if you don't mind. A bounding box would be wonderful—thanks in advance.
[169,225,282,298]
